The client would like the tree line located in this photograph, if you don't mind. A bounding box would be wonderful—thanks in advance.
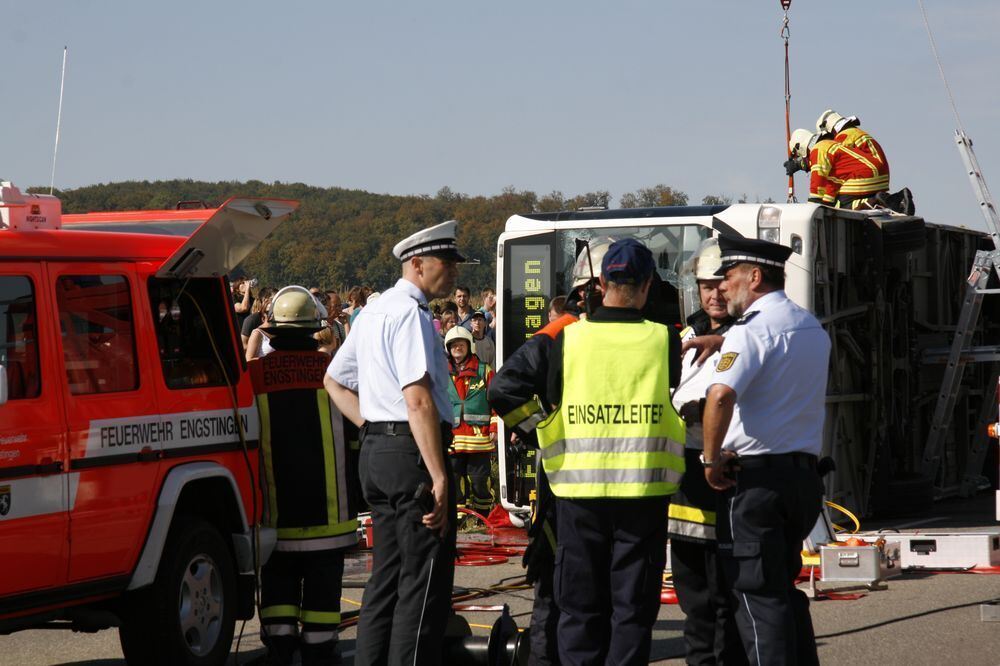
[33,180,758,292]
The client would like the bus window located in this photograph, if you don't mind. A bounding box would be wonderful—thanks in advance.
[554,225,711,324]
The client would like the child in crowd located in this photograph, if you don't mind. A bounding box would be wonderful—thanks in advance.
[444,326,497,517]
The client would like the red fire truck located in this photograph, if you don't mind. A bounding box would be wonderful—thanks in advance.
[0,181,297,665]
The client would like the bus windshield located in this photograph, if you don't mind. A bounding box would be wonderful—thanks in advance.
[502,223,710,359]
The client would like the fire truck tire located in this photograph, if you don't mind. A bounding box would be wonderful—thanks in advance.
[880,218,926,254]
[119,518,237,666]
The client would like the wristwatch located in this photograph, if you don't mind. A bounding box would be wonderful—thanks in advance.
[699,453,717,468]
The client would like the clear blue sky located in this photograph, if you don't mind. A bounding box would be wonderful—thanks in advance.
[3,1,997,230]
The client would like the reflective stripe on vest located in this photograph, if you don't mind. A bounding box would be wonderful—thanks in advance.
[536,319,685,498]
[667,518,716,541]
[667,492,715,541]
[448,361,492,426]
[668,501,717,542]
[452,428,494,453]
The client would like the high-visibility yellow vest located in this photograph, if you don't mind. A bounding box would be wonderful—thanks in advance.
[536,319,685,498]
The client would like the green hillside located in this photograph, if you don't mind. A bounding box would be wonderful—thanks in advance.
[33,180,732,292]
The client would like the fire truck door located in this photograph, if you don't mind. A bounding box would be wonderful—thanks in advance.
[0,265,70,596]
[48,264,164,582]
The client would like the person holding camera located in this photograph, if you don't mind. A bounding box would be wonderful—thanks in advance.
[232,276,256,327]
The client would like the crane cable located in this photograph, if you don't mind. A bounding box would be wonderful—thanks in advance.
[917,0,966,135]
[781,1,796,203]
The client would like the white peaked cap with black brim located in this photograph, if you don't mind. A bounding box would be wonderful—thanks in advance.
[393,220,467,262]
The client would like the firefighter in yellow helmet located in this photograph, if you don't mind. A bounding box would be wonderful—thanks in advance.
[249,286,358,666]
[444,325,498,516]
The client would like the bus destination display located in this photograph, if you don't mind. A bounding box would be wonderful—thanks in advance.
[506,242,553,347]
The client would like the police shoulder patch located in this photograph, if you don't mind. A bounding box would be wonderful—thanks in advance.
[716,352,738,372]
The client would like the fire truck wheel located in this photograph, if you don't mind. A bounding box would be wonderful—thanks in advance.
[119,518,237,666]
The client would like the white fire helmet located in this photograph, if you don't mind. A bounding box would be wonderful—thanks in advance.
[444,324,476,355]
[789,128,815,159]
[571,240,613,288]
[692,238,723,281]
[816,109,846,136]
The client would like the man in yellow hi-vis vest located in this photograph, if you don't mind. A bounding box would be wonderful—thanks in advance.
[250,286,358,666]
[537,238,685,666]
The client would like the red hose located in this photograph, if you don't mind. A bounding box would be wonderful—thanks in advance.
[454,507,527,565]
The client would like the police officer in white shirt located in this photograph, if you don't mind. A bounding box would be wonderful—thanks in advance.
[325,220,462,666]
[700,235,830,666]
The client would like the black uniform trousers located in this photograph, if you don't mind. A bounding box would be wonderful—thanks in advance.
[670,450,747,666]
[554,495,669,666]
[260,548,345,666]
[669,449,747,666]
[672,541,747,666]
[716,454,823,666]
[526,466,560,666]
[354,426,457,666]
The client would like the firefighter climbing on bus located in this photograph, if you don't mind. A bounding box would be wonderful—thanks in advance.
[785,109,913,214]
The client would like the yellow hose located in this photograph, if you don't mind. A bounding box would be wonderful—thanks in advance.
[825,500,861,533]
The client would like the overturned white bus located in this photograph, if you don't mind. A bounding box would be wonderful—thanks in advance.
[495,202,997,520]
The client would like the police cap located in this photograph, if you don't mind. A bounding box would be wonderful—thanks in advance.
[714,236,793,276]
[392,220,466,262]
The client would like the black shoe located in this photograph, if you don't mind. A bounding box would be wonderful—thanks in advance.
[899,187,915,215]
[878,188,915,215]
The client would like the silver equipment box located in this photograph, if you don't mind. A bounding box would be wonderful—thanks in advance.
[892,532,1000,570]
[820,540,901,584]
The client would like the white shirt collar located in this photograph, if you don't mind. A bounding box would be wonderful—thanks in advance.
[744,289,785,316]
[396,278,429,306]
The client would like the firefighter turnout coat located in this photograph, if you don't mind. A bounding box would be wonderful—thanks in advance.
[250,349,357,551]
[448,354,497,453]
[667,310,734,543]
[809,130,890,207]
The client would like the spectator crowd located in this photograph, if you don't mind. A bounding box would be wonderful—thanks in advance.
[231,276,502,518]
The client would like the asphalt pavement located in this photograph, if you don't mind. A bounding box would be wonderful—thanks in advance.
[4,493,1000,665]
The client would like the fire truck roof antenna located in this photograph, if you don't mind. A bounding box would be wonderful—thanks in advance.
[50,46,68,196]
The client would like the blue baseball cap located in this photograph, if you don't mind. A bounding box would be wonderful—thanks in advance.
[601,239,655,284]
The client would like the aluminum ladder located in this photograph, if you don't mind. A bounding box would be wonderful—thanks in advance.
[921,130,1000,494]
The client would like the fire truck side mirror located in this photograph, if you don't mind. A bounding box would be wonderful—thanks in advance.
[0,363,7,406]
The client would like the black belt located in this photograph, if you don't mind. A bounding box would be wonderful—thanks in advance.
[364,421,452,438]
[736,452,817,470]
